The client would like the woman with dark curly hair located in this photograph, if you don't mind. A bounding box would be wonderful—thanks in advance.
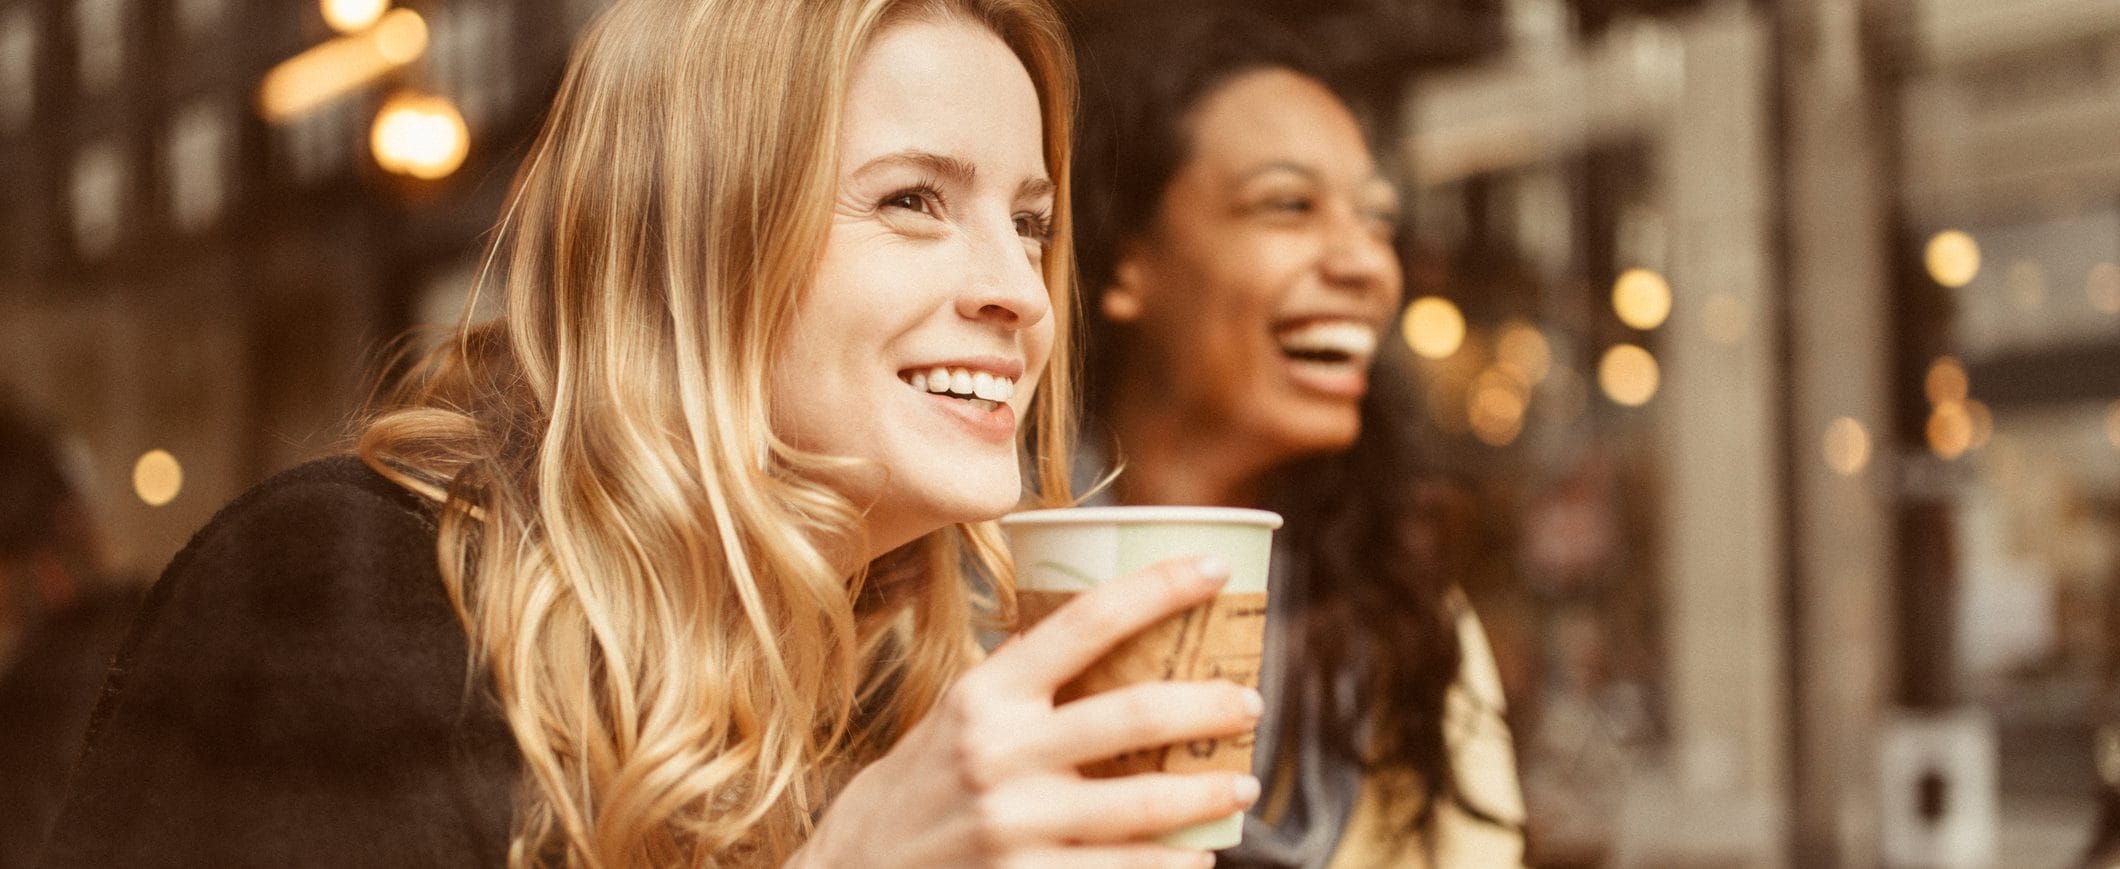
[1070,8,1528,866]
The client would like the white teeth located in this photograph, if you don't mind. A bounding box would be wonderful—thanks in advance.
[974,374,1013,401]
[1277,321,1379,359]
[903,366,1019,401]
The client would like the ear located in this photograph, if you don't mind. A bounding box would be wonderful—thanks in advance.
[1100,253,1148,323]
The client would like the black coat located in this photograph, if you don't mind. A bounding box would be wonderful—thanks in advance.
[39,457,519,868]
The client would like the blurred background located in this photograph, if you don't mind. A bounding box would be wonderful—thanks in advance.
[0,0,2116,865]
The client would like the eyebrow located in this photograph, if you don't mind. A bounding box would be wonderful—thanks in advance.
[1238,160,1394,194]
[853,148,1054,200]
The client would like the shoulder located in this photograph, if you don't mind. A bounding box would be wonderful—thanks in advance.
[43,456,517,864]
[91,454,469,737]
[112,456,454,670]
[169,454,438,576]
[1440,598,1527,827]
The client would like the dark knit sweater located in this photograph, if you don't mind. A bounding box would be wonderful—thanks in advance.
[39,457,519,868]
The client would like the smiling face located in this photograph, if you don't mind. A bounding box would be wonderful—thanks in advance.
[770,15,1056,559]
[1107,68,1402,463]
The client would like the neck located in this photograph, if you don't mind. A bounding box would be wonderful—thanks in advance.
[1104,384,1278,509]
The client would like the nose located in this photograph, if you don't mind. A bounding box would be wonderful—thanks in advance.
[955,228,1052,330]
[1319,207,1402,301]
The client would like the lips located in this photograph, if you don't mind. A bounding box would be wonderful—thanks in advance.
[900,365,1017,407]
[1273,318,1380,399]
[1275,319,1379,364]
[896,359,1023,441]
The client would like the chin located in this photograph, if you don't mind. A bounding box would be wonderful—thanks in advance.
[1264,409,1364,460]
[908,472,1024,527]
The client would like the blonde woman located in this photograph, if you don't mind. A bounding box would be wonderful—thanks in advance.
[39,1,1261,865]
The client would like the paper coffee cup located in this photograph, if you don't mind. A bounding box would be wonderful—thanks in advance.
[998,505,1281,851]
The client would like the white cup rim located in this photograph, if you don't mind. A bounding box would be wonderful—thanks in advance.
[998,505,1283,529]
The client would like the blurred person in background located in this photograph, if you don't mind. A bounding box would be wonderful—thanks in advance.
[39,0,1268,865]
[0,401,139,868]
[1070,8,1528,867]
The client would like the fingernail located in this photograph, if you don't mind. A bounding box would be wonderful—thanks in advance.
[1232,774,1261,806]
[1194,556,1231,584]
[1196,853,1217,868]
[1242,688,1264,717]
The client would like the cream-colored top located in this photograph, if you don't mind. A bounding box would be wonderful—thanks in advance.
[1327,605,1527,868]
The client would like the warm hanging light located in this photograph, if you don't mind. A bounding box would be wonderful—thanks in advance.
[321,0,388,34]
[258,8,427,122]
[371,92,470,180]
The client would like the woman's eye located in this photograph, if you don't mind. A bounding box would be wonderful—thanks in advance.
[883,188,940,217]
[1014,212,1053,243]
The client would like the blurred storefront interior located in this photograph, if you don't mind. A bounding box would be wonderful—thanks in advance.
[1,0,2117,866]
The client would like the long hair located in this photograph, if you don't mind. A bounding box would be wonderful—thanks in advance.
[357,0,1077,863]
[1069,5,1483,842]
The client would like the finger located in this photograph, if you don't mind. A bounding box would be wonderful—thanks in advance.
[1035,680,1262,768]
[997,846,1215,869]
[987,771,1260,845]
[987,555,1229,693]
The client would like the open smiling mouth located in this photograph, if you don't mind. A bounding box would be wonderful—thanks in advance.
[899,366,1015,412]
[1275,320,1379,366]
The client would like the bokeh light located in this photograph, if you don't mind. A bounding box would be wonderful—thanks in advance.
[1612,267,1673,330]
[322,0,388,34]
[1964,398,1993,451]
[1496,321,1552,385]
[1928,401,1974,460]
[371,92,469,180]
[133,449,184,507]
[1597,344,1660,407]
[1924,356,1968,406]
[372,7,428,64]
[1468,369,1529,446]
[1822,417,1871,477]
[1402,296,1466,360]
[1924,230,1980,288]
[257,8,426,123]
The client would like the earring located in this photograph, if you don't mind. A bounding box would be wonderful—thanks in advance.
[1100,289,1141,323]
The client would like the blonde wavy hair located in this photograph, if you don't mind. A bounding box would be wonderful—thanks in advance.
[355,0,1077,864]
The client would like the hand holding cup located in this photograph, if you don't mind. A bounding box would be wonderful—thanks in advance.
[797,553,1266,868]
